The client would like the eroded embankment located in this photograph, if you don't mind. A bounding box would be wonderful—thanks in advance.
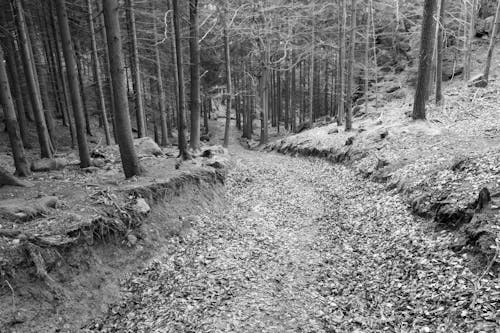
[265,121,500,270]
[0,152,228,333]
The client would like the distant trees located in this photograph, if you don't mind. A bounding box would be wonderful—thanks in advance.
[1,0,496,178]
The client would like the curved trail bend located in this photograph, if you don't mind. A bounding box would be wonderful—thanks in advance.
[94,146,486,333]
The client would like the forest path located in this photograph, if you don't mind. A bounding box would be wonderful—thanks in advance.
[95,144,486,332]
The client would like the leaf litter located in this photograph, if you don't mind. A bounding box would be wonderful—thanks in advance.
[87,148,499,333]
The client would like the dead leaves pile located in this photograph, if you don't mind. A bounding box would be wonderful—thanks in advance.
[87,151,499,332]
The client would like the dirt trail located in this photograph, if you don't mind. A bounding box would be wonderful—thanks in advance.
[91,141,498,332]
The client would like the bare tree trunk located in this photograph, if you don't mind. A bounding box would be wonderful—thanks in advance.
[482,0,500,84]
[125,0,146,138]
[103,0,142,178]
[222,11,232,148]
[152,5,170,147]
[364,6,370,115]
[87,0,111,145]
[97,0,118,142]
[337,0,347,126]
[291,58,297,132]
[345,0,356,131]
[435,0,446,103]
[13,0,53,158]
[0,10,29,148]
[464,0,477,81]
[55,0,91,168]
[190,0,201,151]
[74,40,92,136]
[0,45,30,177]
[172,0,190,159]
[309,21,315,126]
[412,0,438,120]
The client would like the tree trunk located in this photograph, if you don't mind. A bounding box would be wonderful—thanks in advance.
[345,0,356,131]
[222,13,232,148]
[13,0,53,158]
[0,10,29,148]
[74,40,93,136]
[97,0,118,143]
[152,4,170,147]
[309,24,315,126]
[172,0,190,159]
[55,0,91,168]
[125,0,146,138]
[337,0,347,126]
[435,0,446,103]
[483,0,500,84]
[412,0,438,120]
[291,58,296,132]
[364,7,370,115]
[87,0,111,145]
[103,0,142,178]
[189,0,201,151]
[464,0,477,81]
[0,45,30,177]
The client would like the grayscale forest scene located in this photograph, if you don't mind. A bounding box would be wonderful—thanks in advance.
[0,0,500,332]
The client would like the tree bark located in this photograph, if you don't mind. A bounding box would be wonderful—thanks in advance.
[103,0,142,178]
[337,0,347,126]
[55,0,91,168]
[412,0,438,120]
[345,0,356,131]
[13,0,53,158]
[483,0,500,84]
[435,0,446,103]
[74,40,93,136]
[0,10,29,148]
[153,4,170,147]
[222,13,232,148]
[125,0,146,138]
[189,0,201,151]
[464,0,477,81]
[0,45,30,177]
[172,0,190,159]
[87,0,111,145]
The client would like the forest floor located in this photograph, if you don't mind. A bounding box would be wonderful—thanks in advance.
[85,127,499,332]
[2,40,500,333]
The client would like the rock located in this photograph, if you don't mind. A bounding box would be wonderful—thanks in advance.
[200,145,227,158]
[0,196,59,221]
[386,86,400,94]
[92,158,106,168]
[134,137,163,157]
[132,198,150,215]
[127,234,138,246]
[31,158,67,172]
[461,188,500,256]
[468,74,488,88]
[328,128,339,135]
[295,122,311,133]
